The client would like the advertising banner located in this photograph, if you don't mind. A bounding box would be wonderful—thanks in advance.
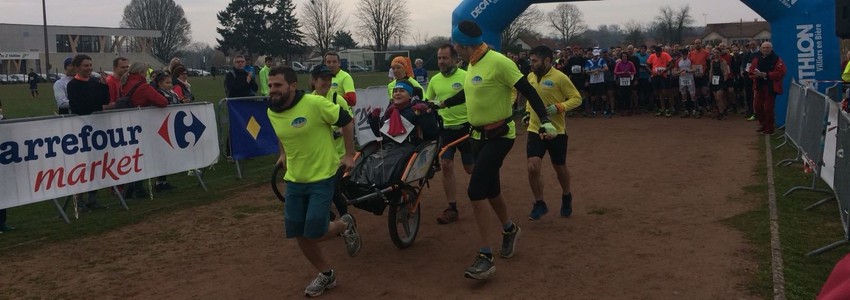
[740,0,840,127]
[227,99,280,160]
[0,103,219,210]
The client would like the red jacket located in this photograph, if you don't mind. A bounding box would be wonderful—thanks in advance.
[121,74,167,108]
[747,53,787,95]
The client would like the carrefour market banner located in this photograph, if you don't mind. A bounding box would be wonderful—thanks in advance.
[0,103,219,210]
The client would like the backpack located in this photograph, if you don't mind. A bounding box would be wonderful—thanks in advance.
[115,82,145,109]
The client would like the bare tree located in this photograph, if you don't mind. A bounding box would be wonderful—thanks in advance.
[623,20,644,46]
[354,0,408,51]
[501,7,543,51]
[651,5,694,44]
[122,0,191,62]
[548,3,586,46]
[301,0,346,56]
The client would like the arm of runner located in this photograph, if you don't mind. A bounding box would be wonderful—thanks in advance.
[441,90,466,108]
[343,92,357,107]
[514,78,549,124]
[556,78,583,113]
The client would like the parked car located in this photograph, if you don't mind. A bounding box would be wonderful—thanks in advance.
[9,74,27,83]
[187,68,211,77]
[0,75,8,84]
[349,64,370,72]
[292,62,309,73]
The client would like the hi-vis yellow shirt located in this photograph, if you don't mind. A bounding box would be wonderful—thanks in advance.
[330,69,355,99]
[268,94,341,183]
[465,50,523,140]
[424,68,468,127]
[314,90,352,160]
[526,67,582,134]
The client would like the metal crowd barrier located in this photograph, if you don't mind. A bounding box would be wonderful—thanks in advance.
[775,81,806,164]
[779,84,832,198]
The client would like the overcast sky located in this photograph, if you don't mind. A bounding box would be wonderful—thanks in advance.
[0,0,761,47]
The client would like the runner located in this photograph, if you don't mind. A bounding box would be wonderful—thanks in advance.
[614,52,637,116]
[647,46,673,117]
[310,64,353,217]
[525,46,582,220]
[424,44,473,225]
[689,39,711,117]
[675,49,698,118]
[325,52,357,106]
[709,48,731,120]
[441,20,556,280]
[585,49,608,118]
[266,66,361,297]
[387,56,423,100]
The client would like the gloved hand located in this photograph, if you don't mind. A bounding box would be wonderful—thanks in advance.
[370,107,381,118]
[546,104,559,115]
[539,121,556,139]
[412,103,429,115]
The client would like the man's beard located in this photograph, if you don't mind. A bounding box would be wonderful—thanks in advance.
[269,91,290,112]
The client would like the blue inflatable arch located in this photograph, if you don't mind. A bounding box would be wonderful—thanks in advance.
[453,0,841,126]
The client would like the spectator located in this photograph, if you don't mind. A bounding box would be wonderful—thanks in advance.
[602,49,617,115]
[168,57,182,74]
[0,100,4,120]
[68,54,112,116]
[154,71,181,105]
[171,65,193,103]
[413,58,428,86]
[53,57,75,115]
[27,68,39,99]
[224,55,258,98]
[106,57,130,103]
[585,49,608,117]
[210,66,217,79]
[748,42,787,134]
[258,56,274,96]
[121,62,167,108]
[740,40,761,120]
[66,54,112,210]
[0,208,13,234]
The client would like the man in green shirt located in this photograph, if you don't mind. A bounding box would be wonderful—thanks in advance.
[443,20,556,280]
[424,44,472,225]
[266,66,360,297]
[325,52,357,106]
[257,56,274,96]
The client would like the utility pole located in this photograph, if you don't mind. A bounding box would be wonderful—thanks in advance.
[42,0,51,76]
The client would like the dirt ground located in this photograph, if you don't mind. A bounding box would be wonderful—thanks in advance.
[0,114,762,299]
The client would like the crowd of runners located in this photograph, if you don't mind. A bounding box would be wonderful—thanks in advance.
[504,39,767,121]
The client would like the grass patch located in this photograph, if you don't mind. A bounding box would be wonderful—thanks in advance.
[726,135,848,299]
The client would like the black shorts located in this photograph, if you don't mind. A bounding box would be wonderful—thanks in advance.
[467,138,514,201]
[668,76,679,89]
[651,76,670,90]
[439,125,473,165]
[569,76,587,91]
[695,76,709,88]
[590,83,606,96]
[710,81,727,92]
[527,134,568,165]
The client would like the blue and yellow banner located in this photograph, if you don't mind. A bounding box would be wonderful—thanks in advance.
[227,99,279,160]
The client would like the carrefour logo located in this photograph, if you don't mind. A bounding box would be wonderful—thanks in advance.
[158,111,206,149]
[471,76,483,86]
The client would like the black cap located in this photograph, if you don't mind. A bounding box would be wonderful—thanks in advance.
[311,64,334,77]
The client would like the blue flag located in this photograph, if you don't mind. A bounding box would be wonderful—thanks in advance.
[227,99,279,160]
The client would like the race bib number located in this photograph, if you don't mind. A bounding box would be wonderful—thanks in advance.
[571,65,582,74]
[619,77,631,86]
[712,75,721,85]
[680,77,693,86]
[589,72,604,84]
[654,67,667,74]
[745,63,752,72]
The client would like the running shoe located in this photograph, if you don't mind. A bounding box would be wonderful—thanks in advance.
[528,201,549,221]
[746,115,756,121]
[437,208,459,224]
[464,252,495,280]
[339,214,361,257]
[655,110,663,117]
[500,224,521,258]
[664,109,672,117]
[305,271,337,297]
[561,194,573,217]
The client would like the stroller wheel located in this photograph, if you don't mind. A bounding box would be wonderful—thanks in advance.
[388,186,421,249]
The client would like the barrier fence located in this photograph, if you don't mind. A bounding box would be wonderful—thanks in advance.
[777,82,850,255]
[0,103,218,223]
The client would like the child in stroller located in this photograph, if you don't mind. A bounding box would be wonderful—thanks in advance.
[345,81,440,214]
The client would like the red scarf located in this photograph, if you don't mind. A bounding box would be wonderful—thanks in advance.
[386,104,407,137]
